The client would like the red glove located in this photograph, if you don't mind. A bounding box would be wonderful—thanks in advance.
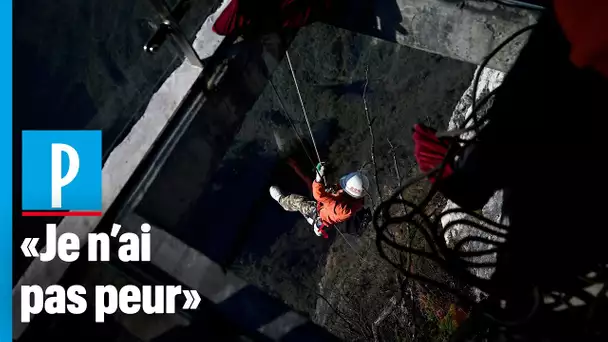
[413,124,453,182]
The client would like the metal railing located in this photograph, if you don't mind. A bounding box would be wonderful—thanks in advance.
[144,0,204,68]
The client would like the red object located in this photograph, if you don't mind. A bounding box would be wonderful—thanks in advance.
[213,0,332,36]
[316,223,329,239]
[312,181,363,226]
[287,158,313,191]
[413,124,453,182]
[213,0,249,36]
[21,211,102,217]
[554,0,608,78]
[453,306,469,326]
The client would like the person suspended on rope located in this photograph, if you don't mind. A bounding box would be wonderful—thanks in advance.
[269,163,368,238]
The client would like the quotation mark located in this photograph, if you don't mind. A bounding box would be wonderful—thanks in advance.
[182,289,201,310]
[21,238,40,258]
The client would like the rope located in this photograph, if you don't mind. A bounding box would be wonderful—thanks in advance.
[371,24,559,339]
[335,225,365,262]
[283,51,366,260]
[492,0,546,11]
[285,50,322,164]
[470,24,537,133]
[269,78,316,167]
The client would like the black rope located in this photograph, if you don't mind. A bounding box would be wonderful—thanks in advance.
[371,17,608,339]
[373,22,538,282]
[442,218,508,241]
[492,0,546,11]
[436,87,501,139]
[370,24,554,337]
[470,24,537,135]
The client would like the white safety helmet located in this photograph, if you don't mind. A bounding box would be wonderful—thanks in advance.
[339,172,369,199]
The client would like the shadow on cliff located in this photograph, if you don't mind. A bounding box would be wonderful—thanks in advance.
[328,0,408,43]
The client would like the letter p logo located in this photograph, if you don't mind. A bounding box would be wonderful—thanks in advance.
[51,143,80,208]
[22,131,102,216]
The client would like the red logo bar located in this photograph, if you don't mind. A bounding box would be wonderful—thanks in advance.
[21,211,102,217]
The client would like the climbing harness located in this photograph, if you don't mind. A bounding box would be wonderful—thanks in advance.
[314,219,329,239]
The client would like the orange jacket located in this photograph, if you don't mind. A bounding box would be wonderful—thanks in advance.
[312,181,363,226]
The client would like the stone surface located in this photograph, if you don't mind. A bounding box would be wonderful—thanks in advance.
[339,0,539,71]
[441,67,507,292]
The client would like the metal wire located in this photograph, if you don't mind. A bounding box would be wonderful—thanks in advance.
[280,52,364,259]
[285,50,323,164]
[269,78,316,167]
[335,225,365,262]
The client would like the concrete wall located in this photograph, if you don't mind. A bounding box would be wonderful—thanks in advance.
[334,0,539,71]
[135,33,291,232]
[13,0,219,283]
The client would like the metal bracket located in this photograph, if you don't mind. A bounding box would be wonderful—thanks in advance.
[144,0,204,68]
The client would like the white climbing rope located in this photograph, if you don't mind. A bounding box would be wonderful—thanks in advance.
[284,51,363,258]
[285,50,322,164]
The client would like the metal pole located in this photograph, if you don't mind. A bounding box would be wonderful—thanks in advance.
[145,0,204,68]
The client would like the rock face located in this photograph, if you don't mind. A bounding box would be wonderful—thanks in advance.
[310,65,518,339]
[441,67,506,289]
[224,23,475,330]
[446,67,506,135]
[334,0,538,71]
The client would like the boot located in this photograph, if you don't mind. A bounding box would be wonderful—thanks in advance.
[269,186,284,202]
[305,216,323,237]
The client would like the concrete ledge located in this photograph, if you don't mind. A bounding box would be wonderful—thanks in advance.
[11,2,232,337]
[339,0,539,71]
[121,214,338,341]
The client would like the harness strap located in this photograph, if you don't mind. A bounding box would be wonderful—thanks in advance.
[315,220,329,239]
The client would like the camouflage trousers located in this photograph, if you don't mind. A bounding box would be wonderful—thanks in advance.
[278,194,317,221]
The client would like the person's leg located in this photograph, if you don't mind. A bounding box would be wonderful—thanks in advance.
[278,194,317,218]
[270,186,317,221]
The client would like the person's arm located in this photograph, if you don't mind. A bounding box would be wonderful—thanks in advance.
[312,180,331,202]
[312,163,330,201]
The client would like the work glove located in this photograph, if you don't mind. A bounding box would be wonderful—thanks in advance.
[315,162,325,183]
[413,124,454,183]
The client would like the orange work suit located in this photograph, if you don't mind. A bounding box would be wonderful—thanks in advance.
[312,181,363,226]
